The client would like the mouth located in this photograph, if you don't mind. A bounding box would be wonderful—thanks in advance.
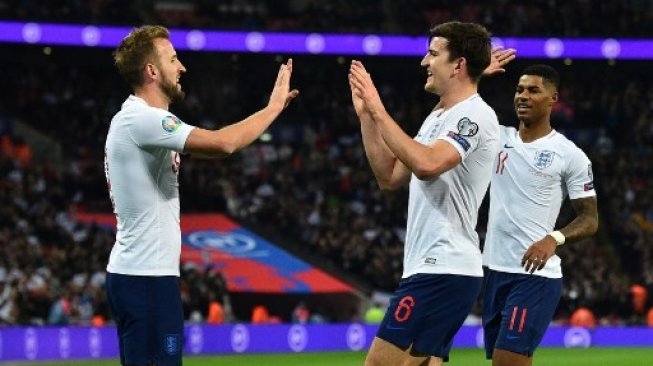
[516,103,531,112]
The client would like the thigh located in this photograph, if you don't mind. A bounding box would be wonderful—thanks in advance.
[494,274,562,357]
[106,273,127,366]
[106,273,152,366]
[106,274,183,366]
[411,274,483,361]
[376,274,482,361]
[150,276,184,366]
[482,270,512,359]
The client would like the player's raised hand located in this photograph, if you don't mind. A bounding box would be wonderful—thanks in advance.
[269,59,299,112]
[349,74,368,118]
[521,236,558,273]
[483,46,517,76]
[349,60,387,120]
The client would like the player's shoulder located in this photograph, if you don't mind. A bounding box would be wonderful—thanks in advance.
[550,130,591,161]
[122,96,180,125]
[448,95,499,134]
[466,95,498,121]
[550,130,583,151]
[125,95,169,116]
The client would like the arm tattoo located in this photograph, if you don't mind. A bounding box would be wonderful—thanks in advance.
[560,196,599,243]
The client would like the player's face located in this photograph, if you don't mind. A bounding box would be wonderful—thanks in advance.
[153,38,187,103]
[420,37,457,95]
[514,75,558,124]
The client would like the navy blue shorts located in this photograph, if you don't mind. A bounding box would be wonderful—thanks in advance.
[106,273,184,366]
[482,268,562,359]
[376,273,483,360]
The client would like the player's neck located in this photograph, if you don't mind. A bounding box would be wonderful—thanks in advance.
[438,82,478,110]
[134,86,170,111]
[519,120,553,143]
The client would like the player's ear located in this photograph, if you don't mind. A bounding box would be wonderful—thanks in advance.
[452,57,465,76]
[550,91,559,104]
[145,63,158,80]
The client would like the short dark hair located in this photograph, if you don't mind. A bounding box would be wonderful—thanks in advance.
[114,25,170,88]
[521,64,560,91]
[429,21,491,82]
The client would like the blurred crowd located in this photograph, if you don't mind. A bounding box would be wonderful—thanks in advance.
[1,0,652,36]
[1,26,653,326]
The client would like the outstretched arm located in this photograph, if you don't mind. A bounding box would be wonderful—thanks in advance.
[349,73,411,190]
[184,59,299,158]
[522,196,599,273]
[349,60,461,181]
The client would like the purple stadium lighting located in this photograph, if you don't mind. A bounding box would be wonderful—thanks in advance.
[1,325,653,362]
[0,21,652,59]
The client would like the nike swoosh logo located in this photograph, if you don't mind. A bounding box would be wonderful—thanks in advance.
[504,144,514,148]
[385,325,406,330]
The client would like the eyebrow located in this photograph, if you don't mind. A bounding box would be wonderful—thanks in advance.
[516,85,542,90]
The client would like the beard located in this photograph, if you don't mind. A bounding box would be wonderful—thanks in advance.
[160,74,185,103]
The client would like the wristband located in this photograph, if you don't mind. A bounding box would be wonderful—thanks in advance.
[548,230,566,246]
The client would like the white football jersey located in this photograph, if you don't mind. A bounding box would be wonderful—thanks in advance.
[403,94,500,278]
[484,126,596,278]
[104,95,194,276]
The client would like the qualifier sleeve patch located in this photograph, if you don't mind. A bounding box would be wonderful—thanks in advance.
[457,117,479,136]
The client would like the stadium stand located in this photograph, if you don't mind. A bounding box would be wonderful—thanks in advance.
[1,0,652,36]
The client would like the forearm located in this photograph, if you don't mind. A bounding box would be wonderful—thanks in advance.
[375,111,437,177]
[558,215,598,244]
[557,197,599,244]
[360,116,401,187]
[215,105,282,153]
[184,105,282,158]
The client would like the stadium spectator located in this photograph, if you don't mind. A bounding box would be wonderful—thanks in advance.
[570,307,597,329]
[364,303,385,324]
[207,297,224,325]
[251,304,270,324]
[630,284,648,315]
[291,301,310,324]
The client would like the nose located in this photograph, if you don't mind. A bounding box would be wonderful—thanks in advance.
[420,54,429,67]
[179,62,187,73]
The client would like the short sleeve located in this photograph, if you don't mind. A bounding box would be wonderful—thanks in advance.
[129,109,194,152]
[436,112,484,160]
[565,148,596,199]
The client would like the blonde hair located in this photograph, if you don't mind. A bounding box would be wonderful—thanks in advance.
[113,25,170,88]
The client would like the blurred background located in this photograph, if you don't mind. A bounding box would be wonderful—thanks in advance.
[1,0,652,363]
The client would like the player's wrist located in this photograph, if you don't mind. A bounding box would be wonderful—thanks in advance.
[265,102,284,116]
[547,230,566,246]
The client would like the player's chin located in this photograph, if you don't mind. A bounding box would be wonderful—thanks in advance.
[424,82,437,94]
[516,113,533,124]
